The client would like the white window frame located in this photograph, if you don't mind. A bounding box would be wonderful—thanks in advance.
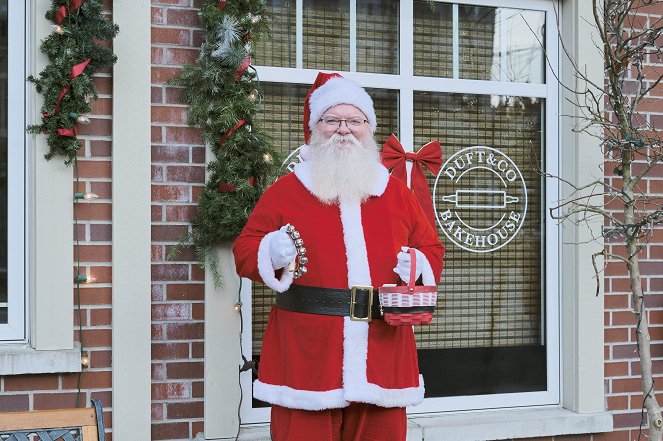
[0,0,27,342]
[237,0,560,424]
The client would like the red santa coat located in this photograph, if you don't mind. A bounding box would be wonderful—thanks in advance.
[233,161,444,411]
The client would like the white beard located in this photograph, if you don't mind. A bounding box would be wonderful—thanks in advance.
[307,130,383,205]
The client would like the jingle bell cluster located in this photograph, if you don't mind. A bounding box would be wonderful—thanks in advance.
[285,224,308,278]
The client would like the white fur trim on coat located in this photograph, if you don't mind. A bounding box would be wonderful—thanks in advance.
[308,77,377,133]
[253,380,349,411]
[257,231,294,293]
[293,161,389,200]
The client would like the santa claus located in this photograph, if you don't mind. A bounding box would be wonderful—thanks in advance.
[233,72,444,441]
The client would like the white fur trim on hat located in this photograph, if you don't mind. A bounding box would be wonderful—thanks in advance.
[308,77,377,133]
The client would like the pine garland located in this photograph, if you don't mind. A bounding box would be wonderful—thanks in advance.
[28,0,119,165]
[171,0,279,278]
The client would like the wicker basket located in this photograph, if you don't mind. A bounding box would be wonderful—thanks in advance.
[378,249,437,326]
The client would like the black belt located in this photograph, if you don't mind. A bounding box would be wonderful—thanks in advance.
[277,284,382,322]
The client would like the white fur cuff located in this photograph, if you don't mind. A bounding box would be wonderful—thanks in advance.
[257,231,294,293]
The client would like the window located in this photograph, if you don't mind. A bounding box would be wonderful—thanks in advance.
[0,0,26,342]
[242,0,559,422]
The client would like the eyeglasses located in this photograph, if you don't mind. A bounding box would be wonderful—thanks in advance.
[318,117,368,128]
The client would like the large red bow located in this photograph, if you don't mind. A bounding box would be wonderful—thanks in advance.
[381,134,442,228]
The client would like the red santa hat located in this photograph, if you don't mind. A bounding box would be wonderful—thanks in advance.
[303,72,377,143]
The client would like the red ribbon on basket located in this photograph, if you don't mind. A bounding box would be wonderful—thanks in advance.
[381,134,442,228]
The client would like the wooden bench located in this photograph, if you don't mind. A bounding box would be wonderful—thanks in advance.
[0,399,104,441]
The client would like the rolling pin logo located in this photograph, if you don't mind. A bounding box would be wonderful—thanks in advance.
[433,146,527,253]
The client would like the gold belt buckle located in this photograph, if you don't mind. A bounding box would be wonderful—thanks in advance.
[350,285,373,322]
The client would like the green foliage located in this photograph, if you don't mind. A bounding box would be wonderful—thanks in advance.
[27,0,119,165]
[170,0,279,278]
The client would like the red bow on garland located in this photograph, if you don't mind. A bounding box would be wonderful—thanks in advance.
[381,134,442,228]
[55,0,85,25]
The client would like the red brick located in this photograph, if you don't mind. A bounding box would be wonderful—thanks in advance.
[77,118,112,136]
[606,327,630,343]
[613,411,645,428]
[79,287,112,305]
[192,381,204,398]
[592,430,630,441]
[77,203,112,221]
[62,371,113,389]
[33,393,78,410]
[155,322,167,339]
[192,341,204,358]
[77,328,112,347]
[167,283,204,300]
[612,377,643,393]
[4,374,59,391]
[192,146,205,163]
[152,422,189,440]
[152,263,189,281]
[167,361,204,379]
[152,303,191,321]
[153,0,189,5]
[605,294,629,309]
[553,435,591,441]
[152,86,164,104]
[152,224,188,242]
[191,264,205,281]
[91,350,112,369]
[165,322,204,340]
[90,390,112,408]
[192,302,204,320]
[607,394,629,411]
[165,126,203,145]
[90,224,112,241]
[605,361,629,377]
[152,205,163,222]
[166,165,205,183]
[166,401,203,419]
[152,382,191,400]
[612,310,637,326]
[151,28,191,46]
[152,126,162,143]
[152,145,190,163]
[152,244,164,260]
[90,181,112,199]
[152,284,165,301]
[152,7,164,24]
[152,363,166,380]
[91,97,112,115]
[85,265,112,284]
[152,66,182,85]
[152,403,164,421]
[165,205,198,222]
[152,165,164,182]
[612,343,639,359]
[78,245,112,262]
[152,184,190,202]
[152,47,164,64]
[90,308,112,326]
[165,86,183,104]
[166,8,201,27]
[93,76,112,95]
[152,105,188,124]
[78,161,112,179]
[152,342,190,360]
[163,47,200,65]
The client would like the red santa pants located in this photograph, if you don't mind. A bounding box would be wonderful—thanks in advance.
[270,403,407,441]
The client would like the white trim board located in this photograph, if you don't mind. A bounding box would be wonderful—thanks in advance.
[112,0,152,439]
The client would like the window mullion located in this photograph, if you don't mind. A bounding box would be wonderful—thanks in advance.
[296,0,302,69]
[452,3,459,79]
[399,0,413,151]
[349,0,356,72]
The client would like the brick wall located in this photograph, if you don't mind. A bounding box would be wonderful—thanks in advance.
[151,0,207,439]
[0,1,114,435]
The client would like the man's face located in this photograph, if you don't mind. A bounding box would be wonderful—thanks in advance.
[315,104,370,143]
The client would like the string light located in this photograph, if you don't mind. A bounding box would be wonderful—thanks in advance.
[74,191,99,200]
[75,274,96,284]
[248,89,259,102]
[234,303,242,312]
[69,112,91,124]
[51,24,67,35]
[262,152,273,164]
[80,354,90,368]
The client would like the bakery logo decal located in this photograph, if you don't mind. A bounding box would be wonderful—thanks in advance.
[433,146,527,253]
